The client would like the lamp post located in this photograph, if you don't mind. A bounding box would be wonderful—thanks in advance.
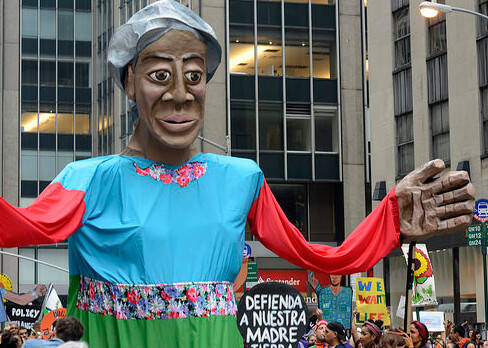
[419,1,488,21]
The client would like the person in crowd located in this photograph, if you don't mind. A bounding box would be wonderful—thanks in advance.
[379,330,409,348]
[351,313,383,348]
[312,320,329,348]
[17,328,27,344]
[473,331,482,348]
[319,321,352,348]
[28,323,42,340]
[308,333,318,347]
[466,342,477,348]
[482,341,488,348]
[0,333,22,348]
[450,324,470,348]
[409,321,429,348]
[6,323,19,336]
[22,317,83,348]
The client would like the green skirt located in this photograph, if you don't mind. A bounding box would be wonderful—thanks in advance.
[67,276,244,348]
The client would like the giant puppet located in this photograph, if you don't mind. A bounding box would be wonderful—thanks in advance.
[0,1,475,347]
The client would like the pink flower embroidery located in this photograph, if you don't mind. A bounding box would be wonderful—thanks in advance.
[186,288,197,304]
[177,165,191,177]
[192,164,206,178]
[160,174,172,183]
[127,290,139,305]
[176,175,190,187]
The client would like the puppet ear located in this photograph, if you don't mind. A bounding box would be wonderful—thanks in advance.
[125,65,136,101]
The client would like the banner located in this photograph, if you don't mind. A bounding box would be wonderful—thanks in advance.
[258,270,308,293]
[402,244,437,306]
[5,301,42,330]
[355,277,390,326]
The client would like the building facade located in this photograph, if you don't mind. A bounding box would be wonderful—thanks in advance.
[0,0,369,307]
[368,0,488,326]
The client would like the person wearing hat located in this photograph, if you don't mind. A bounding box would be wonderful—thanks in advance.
[311,321,353,348]
[410,321,430,348]
[0,0,475,346]
[311,320,329,348]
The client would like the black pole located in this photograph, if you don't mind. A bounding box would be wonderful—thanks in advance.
[453,247,460,324]
[404,242,416,332]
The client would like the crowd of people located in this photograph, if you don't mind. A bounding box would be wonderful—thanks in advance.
[0,317,87,348]
[297,309,488,348]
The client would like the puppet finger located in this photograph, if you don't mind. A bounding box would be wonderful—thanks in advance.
[435,200,475,219]
[433,183,475,205]
[411,159,445,184]
[436,214,473,235]
[424,171,470,195]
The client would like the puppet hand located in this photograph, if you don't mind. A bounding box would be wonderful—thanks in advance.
[395,159,475,241]
[35,284,47,297]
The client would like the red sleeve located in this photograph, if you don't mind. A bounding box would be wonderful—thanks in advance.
[247,180,401,274]
[0,182,86,247]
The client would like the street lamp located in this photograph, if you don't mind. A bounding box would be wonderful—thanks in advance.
[419,1,488,21]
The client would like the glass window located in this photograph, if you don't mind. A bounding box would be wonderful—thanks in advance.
[58,62,74,87]
[76,0,91,10]
[23,0,38,7]
[75,113,90,135]
[230,0,253,24]
[315,153,339,180]
[39,151,56,181]
[285,28,309,78]
[230,28,255,75]
[75,12,92,41]
[284,2,308,27]
[312,32,336,79]
[309,183,336,242]
[482,88,488,154]
[259,102,283,150]
[393,7,411,69]
[269,184,307,239]
[38,249,69,285]
[428,17,447,57]
[59,10,74,40]
[315,108,338,152]
[22,8,38,38]
[396,113,414,176]
[22,60,37,85]
[258,0,280,26]
[231,101,256,150]
[312,4,335,29]
[40,61,56,86]
[480,0,488,36]
[259,152,284,179]
[40,9,56,39]
[257,27,282,76]
[287,118,311,151]
[430,101,450,163]
[19,248,35,285]
[76,63,90,87]
[287,154,312,179]
[21,150,38,181]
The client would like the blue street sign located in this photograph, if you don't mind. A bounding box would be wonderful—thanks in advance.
[474,199,488,223]
[243,243,251,258]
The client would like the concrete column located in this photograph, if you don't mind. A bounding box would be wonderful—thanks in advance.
[339,1,366,236]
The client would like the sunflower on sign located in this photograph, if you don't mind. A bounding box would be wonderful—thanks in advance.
[413,248,433,284]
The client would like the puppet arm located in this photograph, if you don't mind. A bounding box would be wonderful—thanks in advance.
[0,183,86,248]
[247,179,401,275]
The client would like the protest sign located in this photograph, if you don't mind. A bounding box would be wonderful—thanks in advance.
[412,311,444,332]
[355,277,390,326]
[40,308,66,339]
[401,244,437,306]
[5,301,42,330]
[237,282,308,348]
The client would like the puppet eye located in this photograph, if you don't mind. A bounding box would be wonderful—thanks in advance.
[185,71,202,83]
[149,70,171,82]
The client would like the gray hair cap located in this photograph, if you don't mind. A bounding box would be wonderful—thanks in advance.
[108,0,222,92]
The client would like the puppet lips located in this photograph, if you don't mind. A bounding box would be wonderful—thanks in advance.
[157,116,197,132]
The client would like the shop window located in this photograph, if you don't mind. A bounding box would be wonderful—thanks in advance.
[22,8,38,38]
[259,102,283,150]
[231,101,256,150]
[430,101,450,163]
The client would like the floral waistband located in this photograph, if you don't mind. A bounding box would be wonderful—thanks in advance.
[76,276,237,320]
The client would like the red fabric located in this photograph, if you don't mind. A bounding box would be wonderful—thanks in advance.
[247,180,401,275]
[0,182,85,247]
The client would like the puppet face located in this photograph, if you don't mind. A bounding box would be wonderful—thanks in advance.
[329,274,342,286]
[126,30,207,150]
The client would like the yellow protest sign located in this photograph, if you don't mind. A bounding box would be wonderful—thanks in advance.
[355,277,390,326]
